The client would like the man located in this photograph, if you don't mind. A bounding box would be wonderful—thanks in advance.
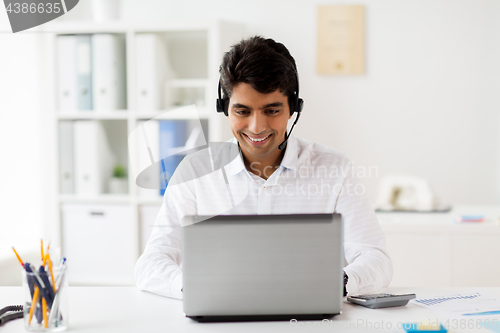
[135,36,392,299]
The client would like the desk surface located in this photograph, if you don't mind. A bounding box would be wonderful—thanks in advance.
[1,287,500,332]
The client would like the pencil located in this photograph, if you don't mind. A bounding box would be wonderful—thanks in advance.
[40,240,44,262]
[42,297,48,328]
[28,286,39,325]
[11,247,24,267]
[45,254,57,292]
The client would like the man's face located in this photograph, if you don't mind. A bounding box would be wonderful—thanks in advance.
[228,83,292,164]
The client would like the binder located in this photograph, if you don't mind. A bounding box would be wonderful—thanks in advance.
[137,120,160,198]
[135,34,167,111]
[92,34,126,111]
[59,121,74,194]
[57,35,93,111]
[73,121,114,195]
[159,120,188,196]
[57,35,77,111]
[76,35,93,110]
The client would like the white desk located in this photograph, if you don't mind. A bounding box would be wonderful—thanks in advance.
[1,287,499,332]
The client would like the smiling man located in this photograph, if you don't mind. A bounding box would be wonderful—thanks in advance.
[135,36,393,299]
[229,83,291,179]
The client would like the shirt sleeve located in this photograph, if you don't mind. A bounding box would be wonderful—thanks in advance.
[134,176,196,300]
[334,157,393,295]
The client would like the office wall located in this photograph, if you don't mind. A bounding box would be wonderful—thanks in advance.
[0,10,44,263]
[117,0,500,205]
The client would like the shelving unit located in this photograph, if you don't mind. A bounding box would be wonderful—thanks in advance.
[41,20,246,285]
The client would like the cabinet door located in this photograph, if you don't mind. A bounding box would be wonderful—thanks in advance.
[452,234,500,287]
[61,204,135,285]
[384,232,452,287]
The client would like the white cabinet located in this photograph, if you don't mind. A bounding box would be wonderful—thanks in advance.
[61,204,136,285]
[378,205,500,287]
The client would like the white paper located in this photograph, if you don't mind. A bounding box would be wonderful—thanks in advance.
[411,292,500,318]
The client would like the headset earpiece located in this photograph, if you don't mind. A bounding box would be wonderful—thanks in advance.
[216,80,229,116]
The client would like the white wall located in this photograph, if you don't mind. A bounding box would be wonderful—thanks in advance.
[0,10,44,263]
[117,0,500,205]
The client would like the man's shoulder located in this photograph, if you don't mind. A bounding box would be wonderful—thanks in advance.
[294,136,349,165]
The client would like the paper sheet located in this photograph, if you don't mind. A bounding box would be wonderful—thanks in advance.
[411,292,500,319]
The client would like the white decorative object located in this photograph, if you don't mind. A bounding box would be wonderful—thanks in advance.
[109,177,128,194]
[376,174,442,211]
[91,0,121,21]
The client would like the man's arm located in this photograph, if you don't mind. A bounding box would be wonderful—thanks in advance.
[134,180,196,299]
[335,158,393,295]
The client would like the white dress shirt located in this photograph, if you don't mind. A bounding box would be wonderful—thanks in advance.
[134,135,393,299]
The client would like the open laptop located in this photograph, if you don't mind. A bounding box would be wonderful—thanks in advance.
[181,213,344,322]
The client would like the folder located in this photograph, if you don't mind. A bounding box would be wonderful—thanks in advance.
[92,34,126,111]
[57,35,77,111]
[159,120,188,196]
[73,121,114,195]
[59,121,74,194]
[76,35,93,110]
[135,34,168,111]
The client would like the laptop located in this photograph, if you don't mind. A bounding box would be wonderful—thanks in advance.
[181,213,344,322]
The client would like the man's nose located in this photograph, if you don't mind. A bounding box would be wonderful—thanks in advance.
[248,112,266,134]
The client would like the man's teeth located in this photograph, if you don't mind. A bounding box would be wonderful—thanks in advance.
[248,135,269,142]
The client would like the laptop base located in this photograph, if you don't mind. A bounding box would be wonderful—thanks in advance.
[187,313,338,323]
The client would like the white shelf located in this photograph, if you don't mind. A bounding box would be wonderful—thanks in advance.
[136,198,164,205]
[59,194,131,204]
[42,20,218,34]
[167,79,209,87]
[57,111,129,120]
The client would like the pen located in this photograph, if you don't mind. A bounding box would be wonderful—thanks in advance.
[38,266,55,305]
[25,264,44,324]
[27,264,53,309]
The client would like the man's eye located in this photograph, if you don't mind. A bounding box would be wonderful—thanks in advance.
[266,109,280,114]
[235,110,249,115]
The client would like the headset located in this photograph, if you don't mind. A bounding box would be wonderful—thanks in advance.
[216,72,304,150]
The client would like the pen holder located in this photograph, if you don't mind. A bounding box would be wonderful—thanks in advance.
[22,267,69,332]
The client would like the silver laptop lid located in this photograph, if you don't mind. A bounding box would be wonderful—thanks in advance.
[182,213,344,317]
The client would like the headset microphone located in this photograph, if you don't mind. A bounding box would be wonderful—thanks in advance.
[278,111,300,150]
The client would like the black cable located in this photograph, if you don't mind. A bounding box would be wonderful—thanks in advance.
[0,311,23,325]
[0,305,22,317]
[0,305,23,326]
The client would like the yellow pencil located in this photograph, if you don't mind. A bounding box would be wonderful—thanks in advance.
[28,286,39,325]
[40,239,44,262]
[42,297,48,328]
[45,254,57,292]
[11,247,24,267]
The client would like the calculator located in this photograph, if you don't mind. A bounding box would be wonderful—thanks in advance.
[347,293,416,309]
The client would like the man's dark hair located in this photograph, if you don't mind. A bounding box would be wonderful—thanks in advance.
[219,36,298,105]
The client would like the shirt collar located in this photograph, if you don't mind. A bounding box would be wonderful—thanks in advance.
[225,134,299,176]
